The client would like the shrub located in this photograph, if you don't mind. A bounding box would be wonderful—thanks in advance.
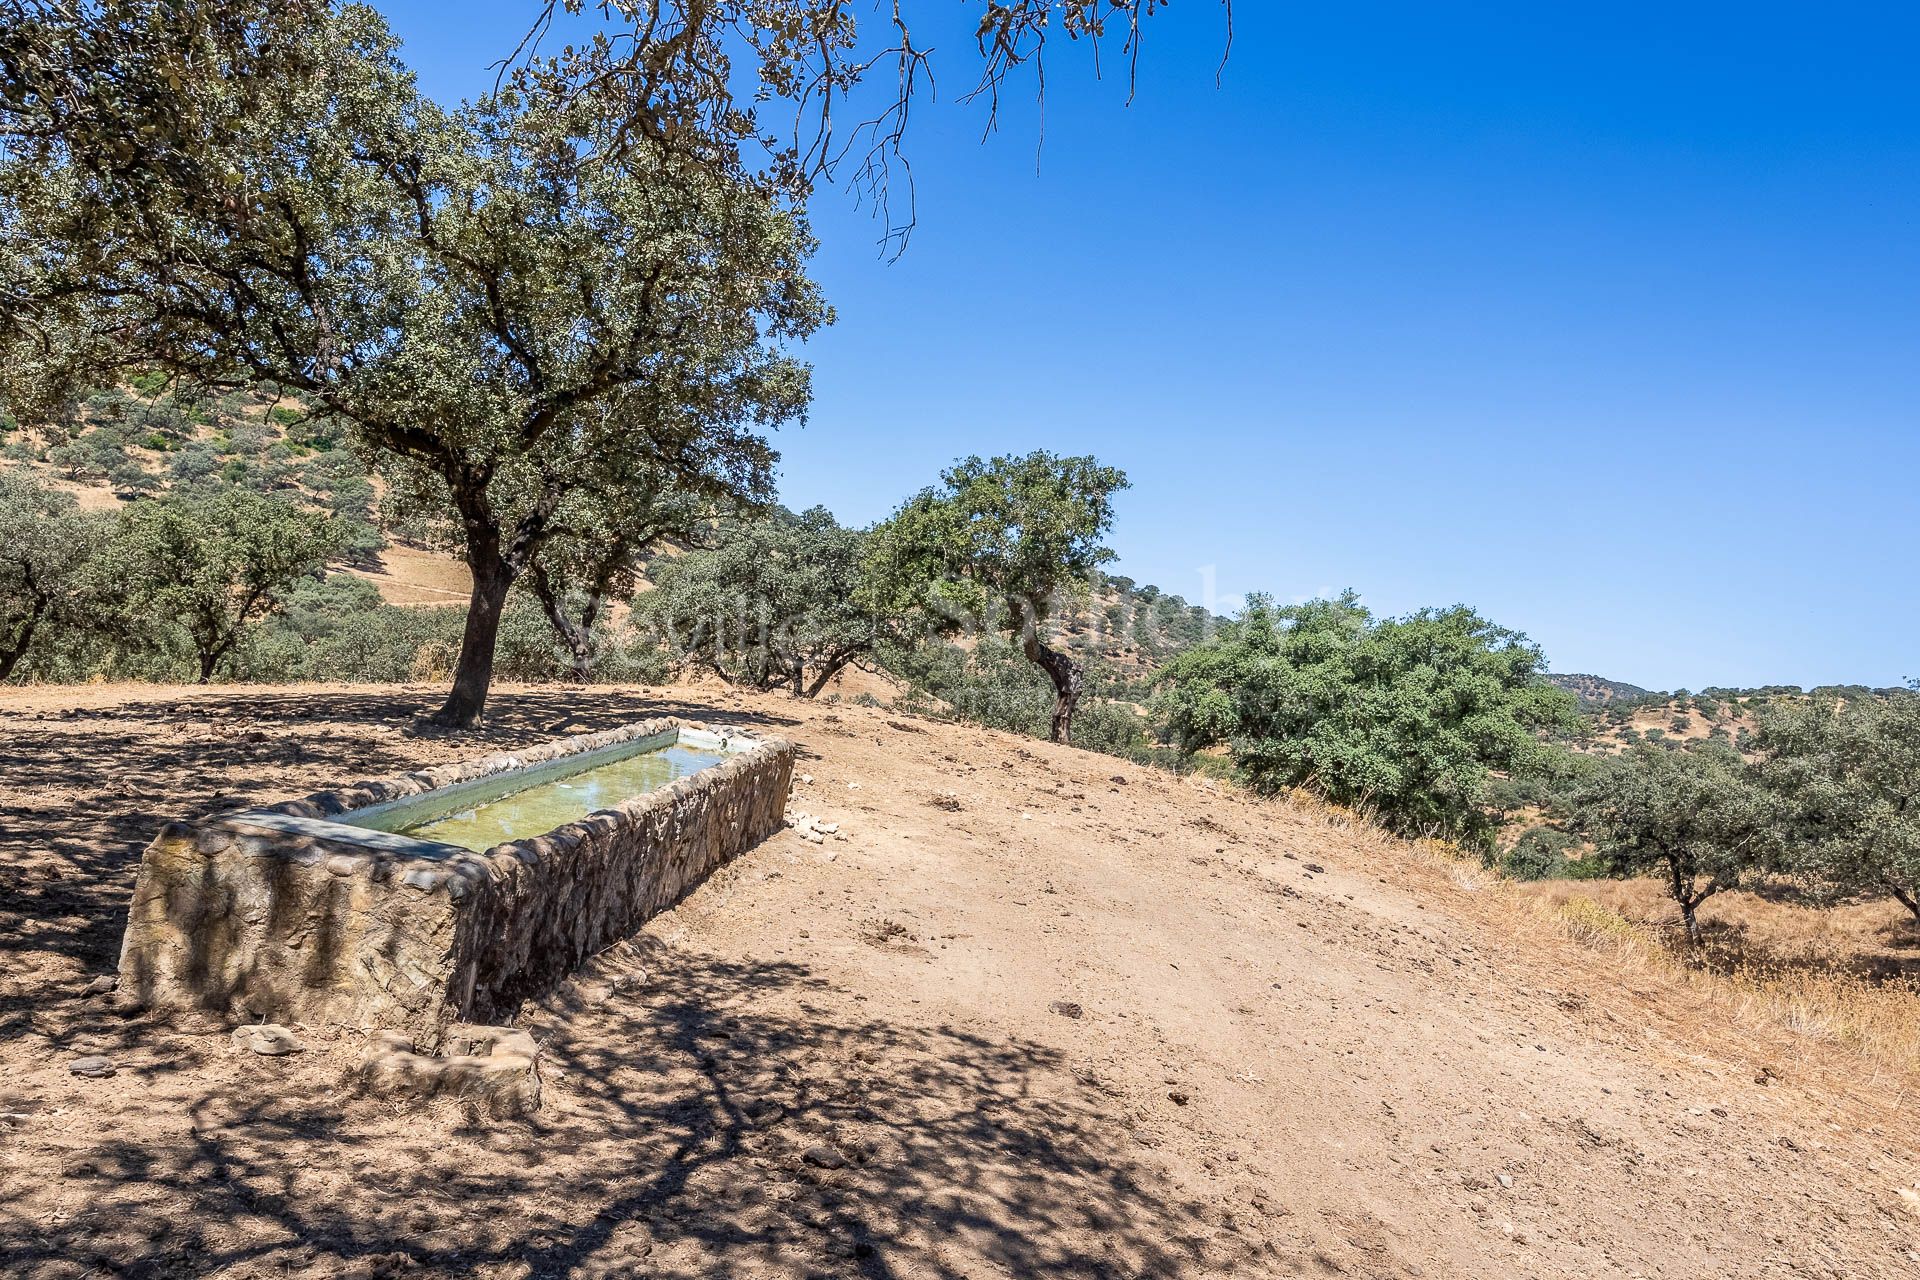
[1156,592,1578,849]
[1500,827,1580,880]
[241,577,466,683]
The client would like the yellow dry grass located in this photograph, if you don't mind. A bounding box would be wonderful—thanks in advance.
[1550,896,1920,1079]
[1254,785,1920,1091]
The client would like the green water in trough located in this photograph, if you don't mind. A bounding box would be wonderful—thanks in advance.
[398,743,728,852]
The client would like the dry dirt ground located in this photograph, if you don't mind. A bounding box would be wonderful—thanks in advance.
[4,683,1919,1280]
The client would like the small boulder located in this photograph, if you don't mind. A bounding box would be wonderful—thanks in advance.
[801,1143,849,1170]
[68,1055,116,1079]
[231,1024,305,1056]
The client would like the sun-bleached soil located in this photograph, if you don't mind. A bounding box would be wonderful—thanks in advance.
[3,682,1919,1279]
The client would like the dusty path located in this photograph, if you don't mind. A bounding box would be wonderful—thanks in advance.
[2,683,1916,1278]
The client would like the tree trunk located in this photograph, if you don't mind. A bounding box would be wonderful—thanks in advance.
[801,654,858,699]
[0,601,47,683]
[196,647,219,684]
[432,538,514,728]
[1886,878,1920,924]
[1678,897,1703,948]
[1661,852,1706,947]
[529,564,596,683]
[1021,632,1084,744]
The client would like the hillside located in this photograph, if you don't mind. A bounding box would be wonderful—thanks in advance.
[6,393,1221,655]
[4,683,1917,1278]
[1545,673,1657,708]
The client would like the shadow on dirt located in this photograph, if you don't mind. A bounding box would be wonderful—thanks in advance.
[0,687,806,1064]
[0,939,1256,1280]
[0,687,796,959]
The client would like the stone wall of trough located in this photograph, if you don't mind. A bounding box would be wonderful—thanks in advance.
[117,719,793,1046]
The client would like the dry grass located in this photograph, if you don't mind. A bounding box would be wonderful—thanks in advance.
[1161,764,1920,1089]
[1544,891,1920,1083]
[1350,826,1920,1089]
[1630,904,1916,1070]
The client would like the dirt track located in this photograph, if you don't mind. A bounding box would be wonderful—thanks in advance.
[3,682,1917,1278]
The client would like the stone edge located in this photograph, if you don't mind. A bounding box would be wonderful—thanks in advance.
[208,718,794,896]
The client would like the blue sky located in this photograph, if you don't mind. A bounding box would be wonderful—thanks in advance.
[379,1,1918,691]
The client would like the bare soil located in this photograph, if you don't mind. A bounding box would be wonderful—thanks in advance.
[343,545,473,607]
[3,682,1918,1279]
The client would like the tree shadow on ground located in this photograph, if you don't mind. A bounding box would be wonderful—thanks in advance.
[0,687,808,1072]
[0,687,798,964]
[1691,915,1920,982]
[0,939,1266,1280]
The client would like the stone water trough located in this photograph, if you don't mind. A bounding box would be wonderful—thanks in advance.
[118,718,793,1049]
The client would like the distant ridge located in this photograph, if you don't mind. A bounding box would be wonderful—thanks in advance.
[1546,672,1659,708]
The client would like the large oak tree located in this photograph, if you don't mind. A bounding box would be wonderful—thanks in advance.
[1,1,824,724]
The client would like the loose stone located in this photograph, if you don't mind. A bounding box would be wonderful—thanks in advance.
[801,1143,849,1169]
[232,1024,306,1056]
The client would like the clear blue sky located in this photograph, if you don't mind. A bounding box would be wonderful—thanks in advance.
[380,1,1918,692]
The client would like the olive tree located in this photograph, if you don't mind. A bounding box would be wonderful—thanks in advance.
[1572,741,1777,946]
[1756,690,1920,921]
[0,470,112,681]
[1,1,823,725]
[111,490,340,682]
[866,452,1128,742]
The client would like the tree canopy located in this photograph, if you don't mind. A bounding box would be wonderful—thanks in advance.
[110,489,340,682]
[1156,592,1576,847]
[1572,741,1777,944]
[866,451,1128,741]
[1756,690,1920,921]
[525,449,721,682]
[647,505,881,697]
[505,1,1226,247]
[0,470,112,681]
[1,0,825,724]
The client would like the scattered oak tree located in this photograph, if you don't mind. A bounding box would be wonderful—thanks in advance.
[1572,741,1777,946]
[1,1,823,726]
[111,490,339,682]
[1756,690,1920,922]
[866,452,1129,742]
[1156,592,1577,847]
[0,471,112,681]
[646,506,882,697]
[527,490,715,684]
[520,406,769,682]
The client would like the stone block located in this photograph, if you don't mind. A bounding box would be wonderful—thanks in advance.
[358,1026,541,1116]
